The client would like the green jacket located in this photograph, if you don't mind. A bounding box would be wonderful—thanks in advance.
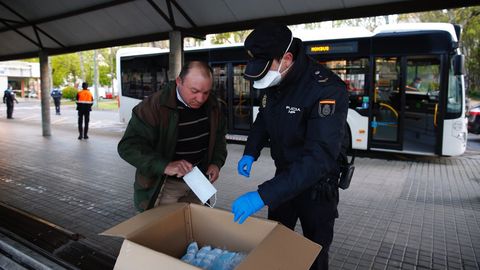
[118,82,227,211]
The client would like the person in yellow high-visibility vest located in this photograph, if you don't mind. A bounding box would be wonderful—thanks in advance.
[76,82,94,140]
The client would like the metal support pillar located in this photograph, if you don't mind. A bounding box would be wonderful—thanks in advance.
[168,30,183,81]
[39,51,51,136]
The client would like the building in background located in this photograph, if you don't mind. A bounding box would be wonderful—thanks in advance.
[0,61,40,98]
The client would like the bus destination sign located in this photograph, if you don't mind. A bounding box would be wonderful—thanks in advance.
[308,41,358,55]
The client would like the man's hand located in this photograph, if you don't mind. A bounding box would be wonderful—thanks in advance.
[206,164,220,183]
[231,191,265,224]
[237,155,254,177]
[163,160,193,177]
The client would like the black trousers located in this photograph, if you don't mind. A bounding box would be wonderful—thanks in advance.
[6,103,13,118]
[78,110,90,136]
[53,98,61,113]
[268,185,338,270]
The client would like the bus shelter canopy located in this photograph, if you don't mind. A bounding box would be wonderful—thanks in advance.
[0,0,476,61]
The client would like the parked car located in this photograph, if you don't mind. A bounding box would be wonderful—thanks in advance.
[467,104,480,134]
[94,87,113,99]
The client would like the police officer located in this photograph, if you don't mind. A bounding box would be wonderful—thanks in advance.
[76,82,94,140]
[50,88,62,115]
[231,23,348,270]
[3,85,18,119]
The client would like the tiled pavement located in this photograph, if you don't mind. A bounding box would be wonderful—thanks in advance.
[0,109,480,269]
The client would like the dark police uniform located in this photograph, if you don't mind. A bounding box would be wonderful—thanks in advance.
[51,89,62,115]
[3,89,18,119]
[243,42,348,269]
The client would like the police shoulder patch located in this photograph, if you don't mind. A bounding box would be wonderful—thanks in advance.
[318,99,335,117]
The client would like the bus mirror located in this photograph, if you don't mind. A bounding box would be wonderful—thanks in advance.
[454,54,465,76]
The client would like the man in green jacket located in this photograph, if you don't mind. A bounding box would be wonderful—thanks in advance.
[118,61,227,212]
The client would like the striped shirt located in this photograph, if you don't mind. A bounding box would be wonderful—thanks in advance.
[173,99,210,166]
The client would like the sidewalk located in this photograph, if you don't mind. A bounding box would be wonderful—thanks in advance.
[0,116,479,269]
[0,98,127,135]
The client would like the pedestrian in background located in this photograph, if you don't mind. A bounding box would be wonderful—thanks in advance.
[232,23,349,270]
[3,85,18,119]
[76,82,94,140]
[50,88,62,115]
[118,61,227,212]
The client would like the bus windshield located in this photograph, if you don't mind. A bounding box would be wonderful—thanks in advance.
[406,57,440,95]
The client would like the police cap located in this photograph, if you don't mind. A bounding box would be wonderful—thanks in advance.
[243,22,292,81]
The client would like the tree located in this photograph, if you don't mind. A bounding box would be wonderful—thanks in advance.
[48,48,118,90]
[232,30,251,43]
[211,32,232,44]
[78,51,86,82]
[332,16,395,31]
[50,53,80,87]
[209,30,251,45]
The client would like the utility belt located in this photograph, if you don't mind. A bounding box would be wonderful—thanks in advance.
[310,152,355,201]
[310,174,339,202]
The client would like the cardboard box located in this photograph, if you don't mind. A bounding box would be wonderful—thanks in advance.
[102,203,321,270]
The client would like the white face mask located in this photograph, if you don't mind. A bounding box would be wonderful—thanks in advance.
[183,166,217,206]
[253,36,293,89]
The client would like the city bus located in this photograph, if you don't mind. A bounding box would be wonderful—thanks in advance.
[117,23,467,156]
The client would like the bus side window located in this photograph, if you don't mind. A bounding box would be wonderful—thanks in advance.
[321,58,369,112]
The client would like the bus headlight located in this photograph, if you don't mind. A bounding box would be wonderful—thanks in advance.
[455,131,467,144]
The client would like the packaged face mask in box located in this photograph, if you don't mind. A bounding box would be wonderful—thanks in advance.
[183,166,217,206]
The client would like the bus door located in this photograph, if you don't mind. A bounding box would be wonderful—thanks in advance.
[402,56,440,154]
[231,63,252,134]
[212,63,252,134]
[371,57,403,150]
[212,63,229,128]
[371,56,441,154]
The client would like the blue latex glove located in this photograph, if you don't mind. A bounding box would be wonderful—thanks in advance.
[231,191,265,224]
[237,155,254,177]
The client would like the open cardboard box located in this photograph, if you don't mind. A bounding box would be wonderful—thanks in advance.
[101,203,321,269]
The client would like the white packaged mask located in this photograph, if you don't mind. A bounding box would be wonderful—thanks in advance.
[183,166,217,206]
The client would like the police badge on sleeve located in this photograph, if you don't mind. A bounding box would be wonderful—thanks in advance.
[318,99,335,117]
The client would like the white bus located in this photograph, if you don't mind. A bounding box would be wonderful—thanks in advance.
[117,23,467,156]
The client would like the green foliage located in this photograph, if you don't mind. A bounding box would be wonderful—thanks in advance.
[210,31,251,44]
[303,22,322,30]
[232,30,251,43]
[62,86,78,100]
[79,49,116,87]
[51,53,80,87]
[469,89,480,99]
[50,48,117,88]
[98,99,119,110]
[99,65,112,86]
[211,32,232,44]
[21,58,39,63]
[333,16,392,31]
